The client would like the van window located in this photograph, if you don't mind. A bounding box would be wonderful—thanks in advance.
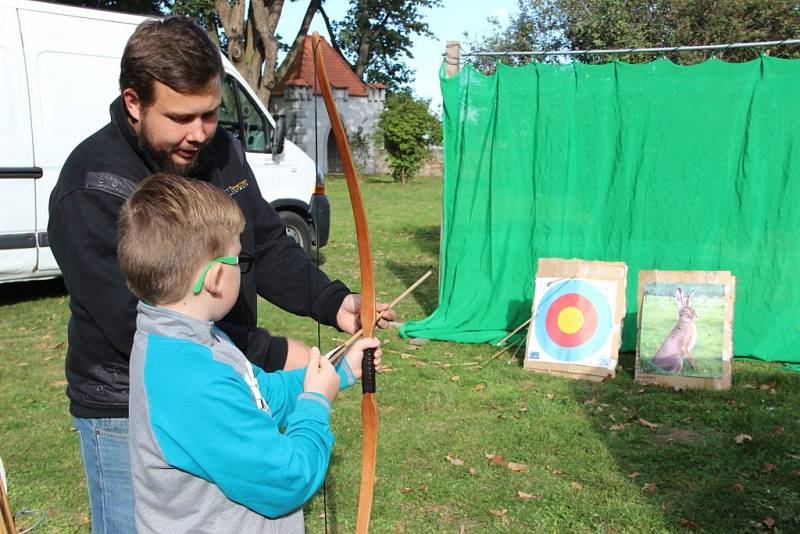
[219,75,272,153]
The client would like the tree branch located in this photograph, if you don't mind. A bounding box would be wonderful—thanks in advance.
[318,5,349,63]
[275,0,322,88]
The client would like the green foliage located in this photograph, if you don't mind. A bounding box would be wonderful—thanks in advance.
[332,0,442,92]
[378,93,442,183]
[469,0,800,71]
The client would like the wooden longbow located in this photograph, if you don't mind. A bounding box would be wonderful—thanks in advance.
[312,32,378,534]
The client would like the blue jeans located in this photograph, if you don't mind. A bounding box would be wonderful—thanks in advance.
[72,417,135,534]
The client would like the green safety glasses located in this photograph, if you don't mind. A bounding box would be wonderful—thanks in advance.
[192,252,254,294]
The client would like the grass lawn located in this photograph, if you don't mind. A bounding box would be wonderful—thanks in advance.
[1,174,799,533]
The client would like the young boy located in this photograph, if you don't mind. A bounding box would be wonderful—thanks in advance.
[117,173,381,533]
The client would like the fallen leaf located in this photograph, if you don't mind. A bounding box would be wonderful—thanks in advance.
[733,434,753,444]
[627,471,640,479]
[763,516,776,529]
[446,454,464,466]
[759,381,777,391]
[622,407,629,412]
[583,398,597,405]
[642,483,657,493]
[417,484,428,492]
[743,384,757,389]
[51,379,68,387]
[473,384,486,392]
[772,426,784,436]
[609,414,617,422]
[507,462,529,473]
[610,424,628,432]
[516,491,539,500]
[451,375,460,382]
[458,525,466,534]
[732,483,744,492]
[486,453,506,466]
[680,517,699,531]
[545,393,555,400]
[52,341,65,350]
[551,468,562,476]
[570,481,583,491]
[488,509,507,517]
[638,418,660,429]
[399,353,415,359]
[468,467,477,475]
[399,487,413,494]
[761,463,775,474]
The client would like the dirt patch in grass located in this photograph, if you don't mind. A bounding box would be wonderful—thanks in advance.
[650,428,703,445]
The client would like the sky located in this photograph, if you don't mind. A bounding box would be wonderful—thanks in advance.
[276,0,519,113]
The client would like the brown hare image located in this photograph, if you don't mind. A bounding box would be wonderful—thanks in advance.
[652,288,698,373]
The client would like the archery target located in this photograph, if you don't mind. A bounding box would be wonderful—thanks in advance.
[527,278,618,368]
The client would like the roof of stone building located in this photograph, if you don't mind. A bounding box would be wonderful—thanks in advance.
[273,35,385,97]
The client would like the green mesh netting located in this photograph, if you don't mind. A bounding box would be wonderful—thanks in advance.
[400,56,800,364]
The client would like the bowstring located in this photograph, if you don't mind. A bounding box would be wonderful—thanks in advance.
[311,36,329,534]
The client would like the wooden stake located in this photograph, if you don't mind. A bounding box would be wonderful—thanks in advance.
[445,40,461,77]
[0,484,16,534]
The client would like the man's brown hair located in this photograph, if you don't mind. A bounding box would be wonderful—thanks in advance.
[120,16,224,107]
[118,174,245,305]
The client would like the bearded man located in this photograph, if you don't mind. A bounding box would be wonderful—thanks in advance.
[48,16,392,533]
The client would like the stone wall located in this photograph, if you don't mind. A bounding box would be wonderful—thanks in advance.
[270,85,385,175]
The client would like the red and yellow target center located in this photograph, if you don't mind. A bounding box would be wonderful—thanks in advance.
[544,293,599,347]
[556,306,584,334]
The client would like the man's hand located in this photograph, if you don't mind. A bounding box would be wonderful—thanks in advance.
[336,294,397,334]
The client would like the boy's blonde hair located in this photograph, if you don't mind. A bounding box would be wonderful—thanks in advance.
[118,173,245,305]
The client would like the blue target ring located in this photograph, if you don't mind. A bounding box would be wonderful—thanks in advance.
[534,279,613,362]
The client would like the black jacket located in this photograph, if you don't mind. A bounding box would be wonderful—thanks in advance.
[48,97,349,418]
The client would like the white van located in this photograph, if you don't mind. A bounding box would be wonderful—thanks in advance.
[0,0,329,284]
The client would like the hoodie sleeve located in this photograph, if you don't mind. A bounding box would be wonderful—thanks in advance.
[144,337,334,518]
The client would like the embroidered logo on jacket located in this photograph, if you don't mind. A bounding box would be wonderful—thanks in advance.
[225,179,249,196]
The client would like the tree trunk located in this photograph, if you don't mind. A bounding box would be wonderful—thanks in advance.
[213,0,321,105]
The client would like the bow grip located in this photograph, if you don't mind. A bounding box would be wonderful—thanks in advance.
[362,347,376,394]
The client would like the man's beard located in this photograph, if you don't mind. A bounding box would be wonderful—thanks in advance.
[138,123,204,177]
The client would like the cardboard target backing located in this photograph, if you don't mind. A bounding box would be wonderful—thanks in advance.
[524,258,627,382]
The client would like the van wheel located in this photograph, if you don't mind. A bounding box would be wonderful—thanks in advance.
[280,211,312,254]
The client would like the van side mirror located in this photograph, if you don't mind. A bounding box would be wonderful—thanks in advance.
[271,115,286,155]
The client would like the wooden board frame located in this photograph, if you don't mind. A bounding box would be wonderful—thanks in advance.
[524,258,627,382]
[635,270,736,391]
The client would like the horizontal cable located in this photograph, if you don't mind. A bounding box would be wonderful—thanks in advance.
[453,38,800,58]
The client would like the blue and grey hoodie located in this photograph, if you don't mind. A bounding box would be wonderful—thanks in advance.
[129,303,356,533]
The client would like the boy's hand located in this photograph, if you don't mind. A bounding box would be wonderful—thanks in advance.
[304,347,340,403]
[345,338,383,380]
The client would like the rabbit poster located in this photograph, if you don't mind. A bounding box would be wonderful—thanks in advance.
[525,258,627,382]
[635,270,736,390]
